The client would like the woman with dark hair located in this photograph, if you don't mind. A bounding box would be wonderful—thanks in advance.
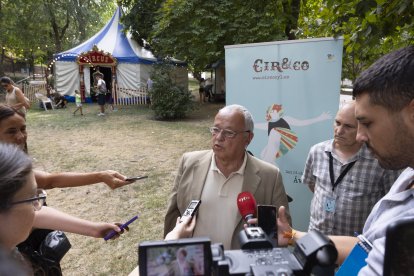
[0,105,128,229]
[1,76,30,115]
[0,143,41,272]
[0,104,130,274]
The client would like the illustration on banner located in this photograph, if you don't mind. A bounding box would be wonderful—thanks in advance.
[256,104,332,164]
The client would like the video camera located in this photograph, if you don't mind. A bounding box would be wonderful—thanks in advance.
[138,227,337,276]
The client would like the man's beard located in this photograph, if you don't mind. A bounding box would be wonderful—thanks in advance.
[367,119,413,170]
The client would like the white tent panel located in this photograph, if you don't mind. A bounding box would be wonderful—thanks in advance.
[127,32,156,62]
[139,64,152,85]
[83,66,91,97]
[55,61,79,97]
[116,63,139,90]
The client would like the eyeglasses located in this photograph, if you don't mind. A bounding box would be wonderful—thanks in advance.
[10,189,47,211]
[209,126,250,139]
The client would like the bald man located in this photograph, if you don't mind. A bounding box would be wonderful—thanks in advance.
[301,101,401,236]
[164,104,290,250]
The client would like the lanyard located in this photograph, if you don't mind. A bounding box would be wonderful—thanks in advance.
[328,152,356,191]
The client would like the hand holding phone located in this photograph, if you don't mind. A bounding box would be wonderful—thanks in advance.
[180,200,201,222]
[104,215,138,241]
[125,176,148,182]
[257,205,277,237]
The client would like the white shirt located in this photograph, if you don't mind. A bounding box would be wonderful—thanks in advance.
[193,153,247,249]
[359,167,414,275]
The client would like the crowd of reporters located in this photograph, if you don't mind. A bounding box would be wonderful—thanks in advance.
[0,46,413,275]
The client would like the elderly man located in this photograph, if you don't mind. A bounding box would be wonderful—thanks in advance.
[277,46,414,275]
[302,101,401,236]
[164,104,290,249]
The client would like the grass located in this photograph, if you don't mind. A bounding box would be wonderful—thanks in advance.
[26,100,223,275]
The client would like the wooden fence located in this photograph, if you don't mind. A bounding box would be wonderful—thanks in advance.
[22,82,48,103]
[20,82,149,106]
[114,86,149,105]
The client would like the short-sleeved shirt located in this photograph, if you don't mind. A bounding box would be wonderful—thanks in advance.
[97,79,107,94]
[302,140,401,236]
[75,94,82,107]
[359,167,414,275]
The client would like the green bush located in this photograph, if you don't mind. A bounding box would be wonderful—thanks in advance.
[149,62,194,120]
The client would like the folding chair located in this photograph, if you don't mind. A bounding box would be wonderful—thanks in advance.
[35,92,54,111]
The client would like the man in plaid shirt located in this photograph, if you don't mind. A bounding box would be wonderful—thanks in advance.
[302,101,401,236]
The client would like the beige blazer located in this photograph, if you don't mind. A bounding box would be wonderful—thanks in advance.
[164,150,290,249]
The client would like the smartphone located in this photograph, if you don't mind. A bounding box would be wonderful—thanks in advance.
[125,176,148,182]
[180,200,201,222]
[257,205,277,238]
[104,215,139,241]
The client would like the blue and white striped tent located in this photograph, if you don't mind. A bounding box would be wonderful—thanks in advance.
[53,6,187,100]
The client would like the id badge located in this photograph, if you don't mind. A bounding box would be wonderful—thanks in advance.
[324,196,336,212]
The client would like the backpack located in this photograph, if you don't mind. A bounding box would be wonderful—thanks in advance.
[17,229,71,276]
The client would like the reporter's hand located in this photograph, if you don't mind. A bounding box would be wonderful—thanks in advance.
[165,216,196,240]
[243,218,258,229]
[100,170,131,189]
[93,222,124,240]
[277,206,295,246]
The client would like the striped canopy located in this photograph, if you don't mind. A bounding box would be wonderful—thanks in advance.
[54,6,156,64]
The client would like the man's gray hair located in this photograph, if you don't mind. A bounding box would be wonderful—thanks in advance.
[219,104,254,132]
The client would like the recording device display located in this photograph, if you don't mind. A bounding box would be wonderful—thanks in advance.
[103,215,138,241]
[125,175,148,182]
[180,200,201,222]
[138,237,212,276]
[237,191,257,225]
[139,230,337,276]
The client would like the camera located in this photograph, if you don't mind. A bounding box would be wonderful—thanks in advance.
[212,227,337,275]
[138,228,337,276]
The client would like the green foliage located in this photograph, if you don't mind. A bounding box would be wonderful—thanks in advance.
[149,62,194,120]
[0,0,116,72]
[120,0,163,47]
[123,0,412,81]
[299,0,414,80]
[123,0,298,72]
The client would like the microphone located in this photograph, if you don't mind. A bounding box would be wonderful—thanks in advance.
[237,191,257,225]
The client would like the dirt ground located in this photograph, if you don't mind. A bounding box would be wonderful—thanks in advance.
[26,100,224,275]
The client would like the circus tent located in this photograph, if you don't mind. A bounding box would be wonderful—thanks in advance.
[53,6,187,101]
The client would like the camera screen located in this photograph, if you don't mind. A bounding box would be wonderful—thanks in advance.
[188,202,198,209]
[139,237,211,276]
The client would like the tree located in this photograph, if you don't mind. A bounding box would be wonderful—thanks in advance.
[149,61,194,120]
[298,0,414,79]
[121,0,163,47]
[123,0,301,72]
[0,0,116,76]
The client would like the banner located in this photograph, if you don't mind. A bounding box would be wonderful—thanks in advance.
[225,37,343,230]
